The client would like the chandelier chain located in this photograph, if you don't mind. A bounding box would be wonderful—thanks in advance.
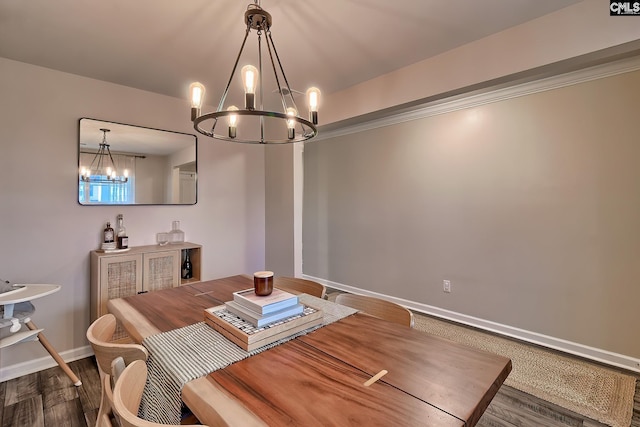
[218,28,251,114]
[264,30,286,115]
[266,30,307,134]
[258,28,265,142]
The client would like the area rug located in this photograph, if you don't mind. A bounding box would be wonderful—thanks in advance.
[412,313,636,427]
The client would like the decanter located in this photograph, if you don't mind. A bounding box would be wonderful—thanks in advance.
[169,220,185,244]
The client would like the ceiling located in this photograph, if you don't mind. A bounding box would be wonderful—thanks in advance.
[80,118,195,156]
[0,0,581,108]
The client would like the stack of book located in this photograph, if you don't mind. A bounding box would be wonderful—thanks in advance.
[225,288,302,327]
[203,288,323,351]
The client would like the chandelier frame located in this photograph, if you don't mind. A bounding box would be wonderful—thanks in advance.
[79,128,129,184]
[190,1,319,144]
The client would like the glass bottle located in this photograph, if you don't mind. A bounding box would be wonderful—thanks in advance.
[182,250,193,280]
[116,214,128,249]
[103,221,114,244]
[169,220,185,244]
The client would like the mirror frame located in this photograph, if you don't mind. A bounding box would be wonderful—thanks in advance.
[78,118,198,206]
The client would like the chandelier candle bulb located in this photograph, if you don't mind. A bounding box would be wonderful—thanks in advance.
[241,65,258,110]
[227,106,239,138]
[306,87,321,125]
[190,82,205,120]
[286,107,296,139]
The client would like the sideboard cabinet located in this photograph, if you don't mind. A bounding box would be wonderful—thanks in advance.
[90,242,201,340]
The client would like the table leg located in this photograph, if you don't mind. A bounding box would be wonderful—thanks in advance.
[25,321,82,386]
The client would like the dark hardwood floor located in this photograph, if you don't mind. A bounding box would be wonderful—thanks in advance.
[1,354,639,426]
[479,380,640,427]
[0,358,101,427]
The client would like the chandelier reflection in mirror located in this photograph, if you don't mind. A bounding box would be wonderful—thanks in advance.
[189,1,320,144]
[79,128,129,183]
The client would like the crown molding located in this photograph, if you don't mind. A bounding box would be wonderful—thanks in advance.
[315,55,640,142]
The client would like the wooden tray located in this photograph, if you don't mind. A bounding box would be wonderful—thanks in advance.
[204,304,323,351]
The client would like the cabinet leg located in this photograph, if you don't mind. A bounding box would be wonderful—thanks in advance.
[25,321,82,386]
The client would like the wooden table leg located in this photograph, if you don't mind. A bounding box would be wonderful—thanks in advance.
[25,321,82,386]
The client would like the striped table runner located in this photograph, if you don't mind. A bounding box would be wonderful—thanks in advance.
[140,294,358,424]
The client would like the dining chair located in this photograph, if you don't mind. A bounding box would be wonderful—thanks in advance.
[86,314,149,427]
[334,293,414,327]
[113,359,208,427]
[274,277,327,299]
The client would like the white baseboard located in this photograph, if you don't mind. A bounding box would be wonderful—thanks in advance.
[304,274,640,374]
[0,345,94,383]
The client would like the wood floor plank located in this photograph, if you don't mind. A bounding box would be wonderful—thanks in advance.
[41,383,78,412]
[485,395,578,427]
[3,372,40,406]
[491,386,584,427]
[67,358,101,415]
[39,362,76,391]
[83,408,99,427]
[0,380,5,421]
[38,360,80,411]
[477,410,517,427]
[43,399,87,427]
[2,395,44,427]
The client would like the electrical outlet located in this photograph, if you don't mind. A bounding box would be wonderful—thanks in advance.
[443,280,451,293]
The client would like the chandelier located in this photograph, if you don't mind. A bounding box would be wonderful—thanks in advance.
[189,1,320,144]
[79,128,128,183]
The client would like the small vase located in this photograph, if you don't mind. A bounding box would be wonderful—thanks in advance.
[169,221,185,244]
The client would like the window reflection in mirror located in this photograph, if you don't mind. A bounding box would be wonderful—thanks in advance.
[78,118,197,205]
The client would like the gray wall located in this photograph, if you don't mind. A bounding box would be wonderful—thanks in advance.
[303,68,640,358]
[0,57,266,374]
[265,145,295,276]
[136,154,168,204]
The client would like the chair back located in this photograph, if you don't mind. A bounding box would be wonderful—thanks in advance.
[86,314,148,376]
[334,294,414,327]
[113,360,208,427]
[86,314,148,427]
[275,277,327,299]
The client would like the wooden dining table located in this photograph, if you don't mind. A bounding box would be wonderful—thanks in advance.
[107,275,512,427]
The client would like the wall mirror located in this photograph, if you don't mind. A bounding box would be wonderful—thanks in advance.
[78,118,197,205]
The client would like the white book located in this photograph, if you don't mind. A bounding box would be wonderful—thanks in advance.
[232,288,298,314]
[225,300,304,327]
